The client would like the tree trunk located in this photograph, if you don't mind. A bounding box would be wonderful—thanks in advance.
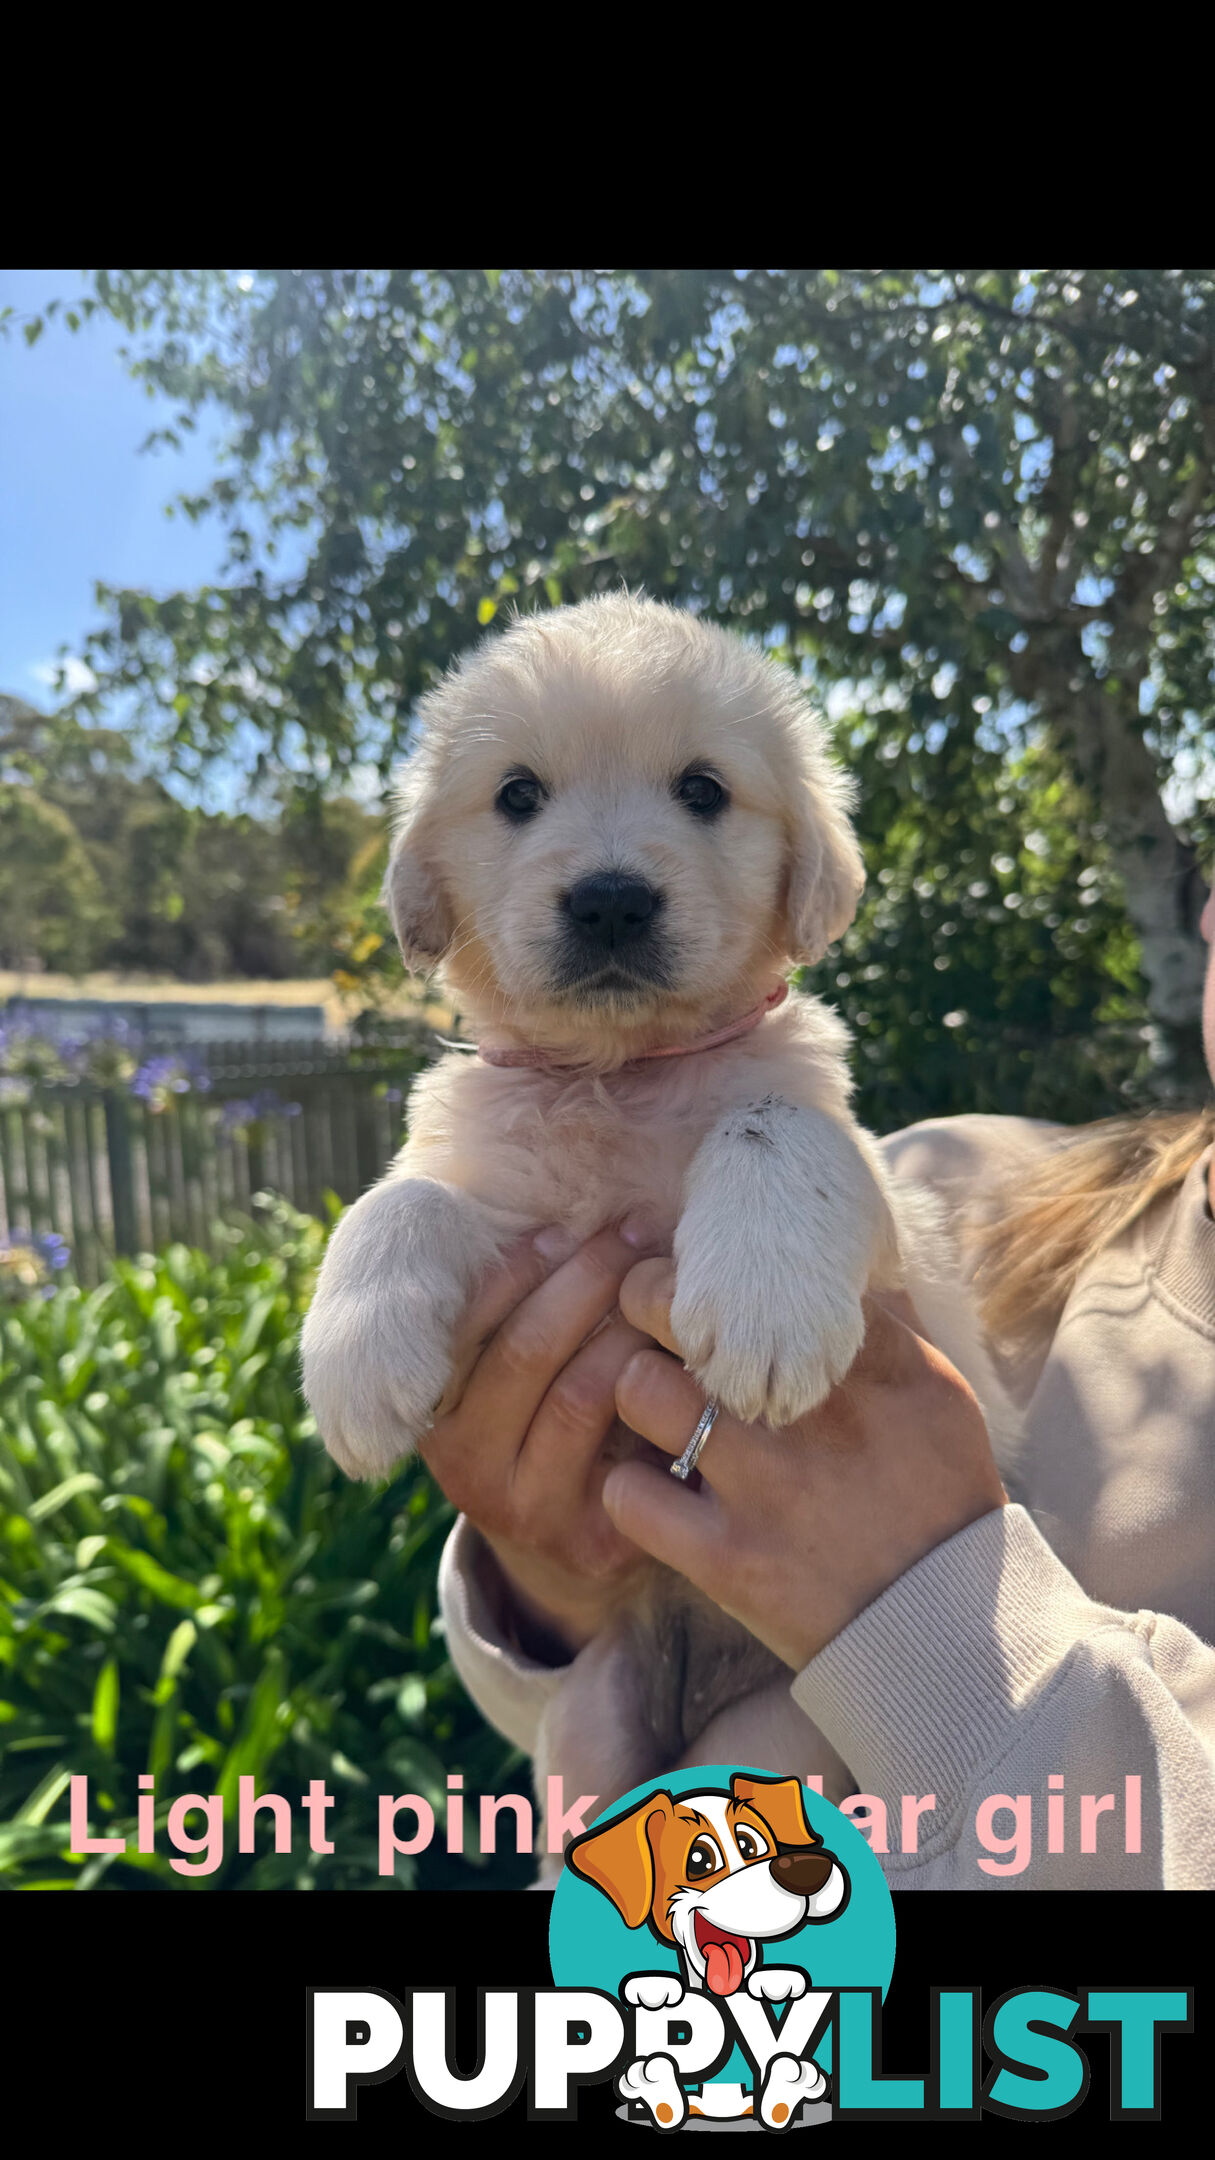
[1045,675,1207,1090]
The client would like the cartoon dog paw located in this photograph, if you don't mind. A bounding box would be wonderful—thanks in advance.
[623,1974,685,2011]
[747,1967,807,2003]
[759,2053,828,2129]
[618,2054,687,2131]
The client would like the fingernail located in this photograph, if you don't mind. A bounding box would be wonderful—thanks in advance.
[619,1212,659,1250]
[533,1224,580,1263]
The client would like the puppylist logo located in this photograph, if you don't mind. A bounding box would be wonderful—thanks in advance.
[553,1769,866,2127]
[306,1765,1194,2129]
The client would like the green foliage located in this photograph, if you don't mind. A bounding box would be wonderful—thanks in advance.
[0,780,114,973]
[41,271,1212,804]
[16,270,1215,1085]
[0,694,384,982]
[0,1200,529,1890]
[838,730,1147,1129]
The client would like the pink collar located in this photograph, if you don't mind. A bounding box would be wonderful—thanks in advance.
[475,981,789,1072]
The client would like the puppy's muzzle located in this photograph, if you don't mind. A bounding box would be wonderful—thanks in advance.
[564,870,663,952]
[769,1847,836,1897]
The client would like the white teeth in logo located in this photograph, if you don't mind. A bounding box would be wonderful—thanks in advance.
[619,2052,687,2130]
[760,2053,828,2130]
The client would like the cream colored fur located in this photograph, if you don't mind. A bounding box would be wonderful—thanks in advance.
[300,592,939,1803]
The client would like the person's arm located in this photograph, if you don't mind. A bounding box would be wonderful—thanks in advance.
[438,1517,571,1757]
[792,1504,1215,1888]
[604,1266,1215,1890]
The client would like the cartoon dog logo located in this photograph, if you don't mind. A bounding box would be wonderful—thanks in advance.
[567,1771,849,2129]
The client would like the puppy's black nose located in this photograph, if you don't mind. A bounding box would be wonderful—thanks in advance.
[565,872,661,950]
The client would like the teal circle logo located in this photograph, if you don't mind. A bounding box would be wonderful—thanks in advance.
[549,1765,895,2116]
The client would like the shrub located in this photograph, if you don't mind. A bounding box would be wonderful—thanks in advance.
[0,1198,529,1890]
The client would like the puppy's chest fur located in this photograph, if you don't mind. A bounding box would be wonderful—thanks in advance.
[401,1028,845,1780]
[401,1008,845,1240]
[406,1063,709,1235]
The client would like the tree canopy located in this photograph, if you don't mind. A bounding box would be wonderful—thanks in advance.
[0,694,384,981]
[11,268,1215,1118]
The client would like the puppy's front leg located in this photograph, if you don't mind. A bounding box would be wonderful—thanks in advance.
[670,1099,897,1428]
[300,1168,515,1480]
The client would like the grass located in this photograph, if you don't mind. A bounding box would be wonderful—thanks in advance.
[0,1197,528,1890]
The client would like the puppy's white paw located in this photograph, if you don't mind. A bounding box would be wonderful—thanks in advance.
[673,1096,889,1426]
[624,1975,685,2010]
[670,1247,865,1427]
[300,1173,506,1481]
[301,1279,455,1479]
[747,1967,806,2003]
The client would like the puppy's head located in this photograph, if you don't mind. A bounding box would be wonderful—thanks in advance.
[385,593,863,1056]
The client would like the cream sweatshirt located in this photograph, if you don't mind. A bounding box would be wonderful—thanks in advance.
[436,1115,1215,1889]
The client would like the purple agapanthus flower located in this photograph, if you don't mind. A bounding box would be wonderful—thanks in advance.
[0,1228,71,1299]
[220,1090,302,1131]
[131,1051,211,1111]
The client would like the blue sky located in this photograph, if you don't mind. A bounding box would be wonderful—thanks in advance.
[0,266,227,728]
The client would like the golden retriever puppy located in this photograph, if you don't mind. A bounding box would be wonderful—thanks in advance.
[301,592,930,1800]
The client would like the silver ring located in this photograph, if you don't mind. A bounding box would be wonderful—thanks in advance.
[670,1399,719,1481]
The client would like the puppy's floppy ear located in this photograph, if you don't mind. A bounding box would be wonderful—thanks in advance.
[380,762,454,976]
[730,1773,820,1850]
[566,1792,674,1928]
[782,722,866,966]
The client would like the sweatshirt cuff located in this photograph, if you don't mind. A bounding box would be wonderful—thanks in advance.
[790,1504,1120,1815]
[437,1517,573,1756]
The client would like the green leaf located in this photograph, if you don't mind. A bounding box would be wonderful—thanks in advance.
[154,1619,197,1701]
[28,1472,103,1522]
[91,1658,120,1753]
[33,1587,117,1633]
[14,1763,73,1825]
[106,1547,203,1610]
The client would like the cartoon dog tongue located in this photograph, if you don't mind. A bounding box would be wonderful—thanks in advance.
[704,1937,746,1997]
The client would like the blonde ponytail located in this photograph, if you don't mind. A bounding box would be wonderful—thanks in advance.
[972,1106,1215,1357]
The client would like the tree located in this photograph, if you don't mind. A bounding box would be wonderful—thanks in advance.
[0,693,386,985]
[19,269,1215,1101]
[0,779,113,971]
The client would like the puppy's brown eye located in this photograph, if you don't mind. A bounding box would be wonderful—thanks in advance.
[687,1837,723,1879]
[496,771,544,822]
[676,771,727,818]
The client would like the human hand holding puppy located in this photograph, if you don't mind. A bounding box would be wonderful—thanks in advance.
[605,1263,1007,1673]
[419,1223,660,1658]
[421,1230,1005,1676]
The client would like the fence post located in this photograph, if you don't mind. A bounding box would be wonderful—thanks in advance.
[354,1086,383,1195]
[246,1128,266,1201]
[104,1091,138,1256]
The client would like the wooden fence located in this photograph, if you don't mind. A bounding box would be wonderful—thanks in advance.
[0,1031,439,1283]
